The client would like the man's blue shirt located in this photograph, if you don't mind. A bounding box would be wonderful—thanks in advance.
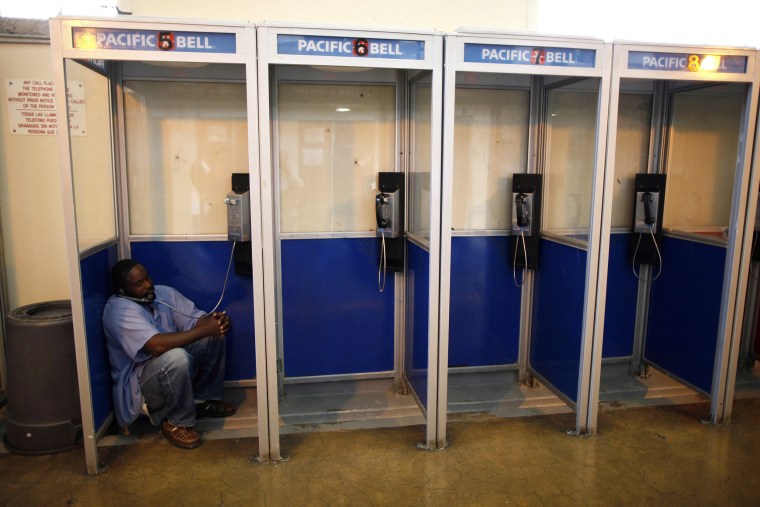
[103,285,204,427]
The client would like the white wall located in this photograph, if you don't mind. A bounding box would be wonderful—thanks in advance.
[123,0,536,32]
[0,41,69,309]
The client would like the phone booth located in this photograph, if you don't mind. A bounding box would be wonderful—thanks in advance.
[255,24,445,454]
[598,42,759,426]
[49,17,270,473]
[439,30,612,437]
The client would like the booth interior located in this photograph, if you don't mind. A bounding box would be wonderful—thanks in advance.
[600,44,759,420]
[440,32,611,435]
[256,26,443,442]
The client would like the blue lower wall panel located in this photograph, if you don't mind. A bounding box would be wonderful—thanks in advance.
[645,236,726,394]
[81,245,118,430]
[406,241,429,409]
[131,241,255,380]
[530,239,587,404]
[602,234,638,358]
[449,236,520,367]
[281,238,394,377]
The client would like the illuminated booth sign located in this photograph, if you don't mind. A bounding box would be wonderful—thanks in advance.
[627,51,748,73]
[72,27,237,53]
[277,34,426,60]
[463,43,596,67]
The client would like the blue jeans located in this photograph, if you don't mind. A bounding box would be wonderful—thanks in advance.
[138,335,226,427]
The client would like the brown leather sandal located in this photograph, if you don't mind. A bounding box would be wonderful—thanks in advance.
[162,420,201,449]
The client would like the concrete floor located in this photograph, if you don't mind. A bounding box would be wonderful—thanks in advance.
[1,397,760,506]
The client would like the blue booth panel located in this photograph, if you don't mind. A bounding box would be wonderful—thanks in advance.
[530,239,587,404]
[131,241,256,380]
[81,245,119,430]
[645,236,726,394]
[449,236,520,367]
[406,241,430,408]
[281,238,394,377]
[602,233,638,358]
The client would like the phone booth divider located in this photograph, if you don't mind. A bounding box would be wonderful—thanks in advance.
[48,16,270,473]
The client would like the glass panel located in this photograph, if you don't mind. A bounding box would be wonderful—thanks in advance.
[409,75,432,239]
[664,84,745,237]
[612,92,653,229]
[124,80,248,235]
[453,87,530,230]
[66,60,116,250]
[542,82,599,240]
[277,83,395,233]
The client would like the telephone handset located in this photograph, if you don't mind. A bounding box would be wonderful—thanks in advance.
[634,189,660,233]
[376,193,391,229]
[642,192,655,226]
[376,189,400,239]
[117,289,155,304]
[515,193,530,229]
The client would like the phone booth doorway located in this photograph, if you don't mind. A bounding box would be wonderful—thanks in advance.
[256,24,445,455]
[598,42,759,427]
[439,30,612,438]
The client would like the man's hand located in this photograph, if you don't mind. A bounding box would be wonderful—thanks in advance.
[213,311,232,335]
[194,312,231,337]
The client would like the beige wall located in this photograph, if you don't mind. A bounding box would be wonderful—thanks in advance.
[0,41,69,309]
[123,0,537,32]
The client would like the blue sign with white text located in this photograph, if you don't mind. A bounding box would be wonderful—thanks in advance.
[277,34,425,60]
[464,43,596,68]
[628,52,747,74]
[72,27,237,53]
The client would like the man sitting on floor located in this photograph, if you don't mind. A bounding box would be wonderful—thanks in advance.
[103,259,236,449]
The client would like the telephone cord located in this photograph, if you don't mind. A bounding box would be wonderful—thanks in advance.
[513,230,528,288]
[631,226,663,282]
[378,234,388,293]
[156,241,237,319]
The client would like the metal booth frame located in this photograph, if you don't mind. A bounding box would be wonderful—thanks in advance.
[255,23,445,452]
[596,41,759,429]
[440,29,613,438]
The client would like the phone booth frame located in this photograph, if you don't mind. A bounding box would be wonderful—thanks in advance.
[48,16,270,474]
[597,41,759,428]
[440,30,612,438]
[730,52,760,417]
[255,24,445,453]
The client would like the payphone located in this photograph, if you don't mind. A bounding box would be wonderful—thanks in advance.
[226,173,252,276]
[225,172,251,242]
[376,172,404,291]
[511,173,542,273]
[631,173,666,269]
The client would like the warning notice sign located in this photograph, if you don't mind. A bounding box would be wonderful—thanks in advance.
[6,78,87,136]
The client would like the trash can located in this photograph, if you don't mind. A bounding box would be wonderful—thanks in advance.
[4,300,82,454]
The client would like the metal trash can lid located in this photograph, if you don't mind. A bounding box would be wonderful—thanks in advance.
[8,300,72,322]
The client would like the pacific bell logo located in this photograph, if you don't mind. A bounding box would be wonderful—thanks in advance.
[687,55,700,72]
[158,32,175,51]
[353,38,369,56]
[531,48,546,65]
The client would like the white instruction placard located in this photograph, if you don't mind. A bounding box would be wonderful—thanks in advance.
[6,78,87,136]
